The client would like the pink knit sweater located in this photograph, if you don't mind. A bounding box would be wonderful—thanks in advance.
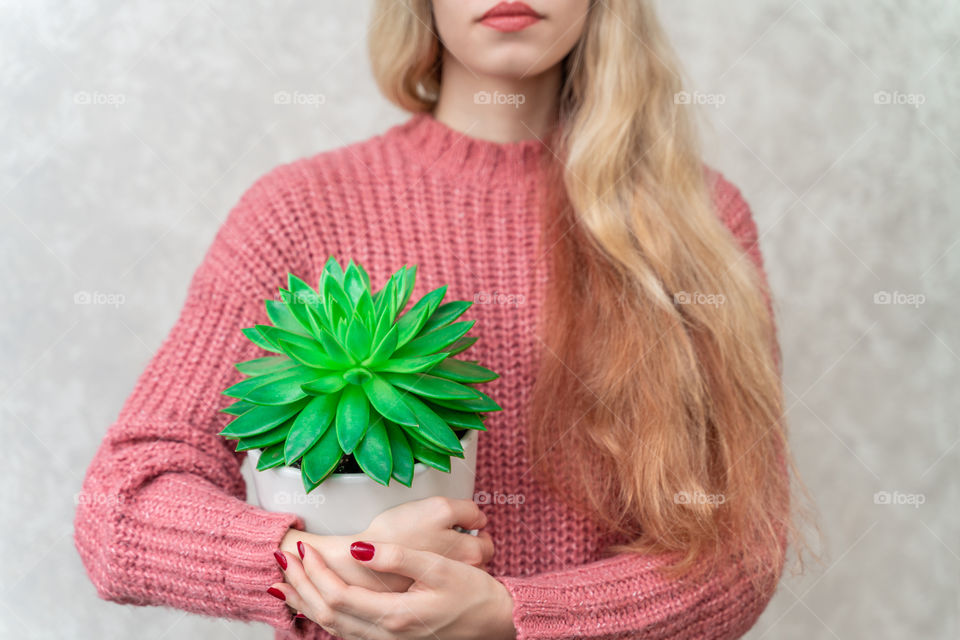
[74,112,783,639]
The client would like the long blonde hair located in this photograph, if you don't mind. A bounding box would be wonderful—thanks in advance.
[369,0,805,583]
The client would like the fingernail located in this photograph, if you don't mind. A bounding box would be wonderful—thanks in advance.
[273,550,287,570]
[297,540,305,560]
[350,541,375,561]
[267,587,285,601]
[294,613,307,620]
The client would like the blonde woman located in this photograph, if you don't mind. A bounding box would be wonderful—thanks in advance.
[75,1,801,638]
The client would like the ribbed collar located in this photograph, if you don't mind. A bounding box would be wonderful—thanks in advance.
[389,111,555,183]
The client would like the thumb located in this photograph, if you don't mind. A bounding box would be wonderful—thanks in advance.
[348,540,449,587]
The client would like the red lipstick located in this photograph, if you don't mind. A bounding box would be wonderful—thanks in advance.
[479,2,543,32]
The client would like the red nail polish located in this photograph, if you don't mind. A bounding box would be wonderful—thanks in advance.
[267,587,286,601]
[350,541,375,561]
[297,540,305,559]
[273,550,287,570]
[294,613,307,620]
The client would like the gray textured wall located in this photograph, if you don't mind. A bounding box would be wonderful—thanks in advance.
[2,1,957,638]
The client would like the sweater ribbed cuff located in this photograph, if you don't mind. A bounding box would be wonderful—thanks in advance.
[121,473,305,631]
[497,577,577,640]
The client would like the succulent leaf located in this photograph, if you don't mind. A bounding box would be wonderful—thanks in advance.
[284,394,339,464]
[336,384,370,454]
[395,285,447,348]
[386,421,415,486]
[345,318,372,361]
[383,372,482,401]
[302,421,343,483]
[400,394,464,456]
[353,416,392,486]
[426,388,502,413]
[442,336,478,357]
[242,327,281,353]
[266,298,310,336]
[376,353,448,374]
[361,374,418,426]
[365,325,399,367]
[220,399,256,416]
[409,436,451,472]
[322,255,345,285]
[317,330,353,367]
[428,358,499,384]
[300,374,347,395]
[243,369,317,406]
[279,289,317,336]
[396,266,417,314]
[235,356,297,376]
[393,320,475,359]
[424,402,488,431]
[256,442,287,471]
[343,262,367,306]
[235,417,295,450]
[220,402,306,438]
[419,300,472,335]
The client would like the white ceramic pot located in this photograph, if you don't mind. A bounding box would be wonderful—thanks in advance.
[243,430,478,535]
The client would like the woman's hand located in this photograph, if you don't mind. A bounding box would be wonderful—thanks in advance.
[272,539,516,640]
[278,497,493,593]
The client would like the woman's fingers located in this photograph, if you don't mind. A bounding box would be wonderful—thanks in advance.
[439,527,495,567]
[427,496,488,530]
[278,548,384,639]
[297,541,405,621]
[476,530,496,566]
[350,540,449,588]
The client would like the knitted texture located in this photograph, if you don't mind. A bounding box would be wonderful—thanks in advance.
[74,112,783,640]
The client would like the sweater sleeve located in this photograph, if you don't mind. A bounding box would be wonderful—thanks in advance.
[73,162,313,633]
[497,174,785,640]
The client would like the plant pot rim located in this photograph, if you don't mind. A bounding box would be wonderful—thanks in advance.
[248,429,479,484]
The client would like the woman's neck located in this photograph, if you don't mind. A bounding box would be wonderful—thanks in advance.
[432,50,562,144]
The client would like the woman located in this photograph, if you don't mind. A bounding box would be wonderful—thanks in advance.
[75,1,799,638]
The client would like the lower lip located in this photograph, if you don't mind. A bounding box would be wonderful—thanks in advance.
[480,14,541,32]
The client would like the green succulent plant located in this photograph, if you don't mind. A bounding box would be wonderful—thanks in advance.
[219,256,501,491]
